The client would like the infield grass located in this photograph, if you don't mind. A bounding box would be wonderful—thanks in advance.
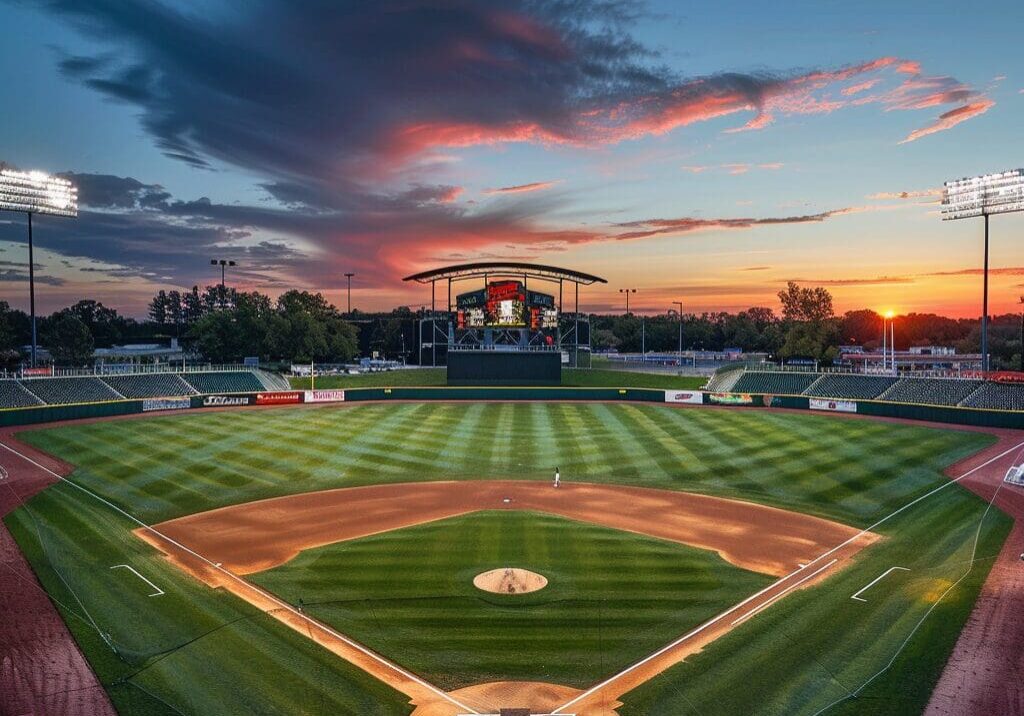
[251,511,772,690]
[4,402,1010,716]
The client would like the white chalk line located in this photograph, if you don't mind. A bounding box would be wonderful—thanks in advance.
[110,564,164,597]
[849,567,909,603]
[0,440,479,715]
[553,438,1024,714]
[732,559,838,627]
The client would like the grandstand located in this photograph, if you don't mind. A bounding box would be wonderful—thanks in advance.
[20,377,123,405]
[731,371,821,395]
[0,380,44,408]
[804,374,899,400]
[961,382,1024,411]
[101,373,196,399]
[879,378,984,407]
[180,371,265,394]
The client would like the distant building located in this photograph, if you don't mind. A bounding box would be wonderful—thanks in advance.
[93,338,186,367]
[839,345,982,373]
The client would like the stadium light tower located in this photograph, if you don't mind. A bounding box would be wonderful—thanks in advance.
[0,168,78,367]
[942,168,1024,372]
[345,272,355,314]
[1019,296,1024,373]
[210,258,236,288]
[619,288,637,315]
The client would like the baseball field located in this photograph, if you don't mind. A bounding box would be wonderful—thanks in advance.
[1,402,1014,715]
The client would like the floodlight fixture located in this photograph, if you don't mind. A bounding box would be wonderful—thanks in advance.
[0,168,79,367]
[940,168,1024,371]
[0,168,78,217]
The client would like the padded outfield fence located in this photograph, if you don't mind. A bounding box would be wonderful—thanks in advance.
[1,383,1023,429]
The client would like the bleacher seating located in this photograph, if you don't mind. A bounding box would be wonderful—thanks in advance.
[20,377,123,405]
[880,378,983,407]
[101,373,196,399]
[181,371,264,394]
[731,371,820,395]
[804,374,898,400]
[961,382,1024,411]
[0,380,43,408]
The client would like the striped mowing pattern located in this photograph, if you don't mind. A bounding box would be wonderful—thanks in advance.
[20,403,992,527]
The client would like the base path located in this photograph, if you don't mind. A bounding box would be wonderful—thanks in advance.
[142,480,871,578]
[0,429,116,716]
[139,480,876,715]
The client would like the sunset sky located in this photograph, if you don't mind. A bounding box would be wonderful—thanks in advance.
[1,0,1022,319]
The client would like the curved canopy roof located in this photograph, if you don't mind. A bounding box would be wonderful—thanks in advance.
[402,262,606,285]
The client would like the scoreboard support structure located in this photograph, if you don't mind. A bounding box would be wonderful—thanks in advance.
[404,262,604,372]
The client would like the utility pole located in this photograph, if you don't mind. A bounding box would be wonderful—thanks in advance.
[672,301,683,367]
[1019,296,1024,373]
[345,273,356,314]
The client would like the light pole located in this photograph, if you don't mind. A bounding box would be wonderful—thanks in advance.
[942,169,1024,372]
[619,288,637,315]
[0,170,78,367]
[883,311,895,372]
[345,273,356,314]
[672,301,683,366]
[1019,296,1023,373]
[210,259,236,309]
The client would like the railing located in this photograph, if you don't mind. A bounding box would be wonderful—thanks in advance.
[14,363,261,379]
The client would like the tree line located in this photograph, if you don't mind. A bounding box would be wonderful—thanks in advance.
[0,281,1021,369]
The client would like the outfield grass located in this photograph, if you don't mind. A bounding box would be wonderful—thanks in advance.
[288,368,707,390]
[5,403,1009,715]
[251,511,771,690]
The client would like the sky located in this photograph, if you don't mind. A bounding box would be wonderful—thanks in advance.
[1,0,1023,319]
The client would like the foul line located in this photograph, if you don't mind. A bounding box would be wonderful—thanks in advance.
[110,564,164,597]
[732,559,837,627]
[850,567,909,603]
[553,437,1024,715]
[0,440,480,715]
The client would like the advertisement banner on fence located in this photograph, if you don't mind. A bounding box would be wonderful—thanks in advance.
[665,390,703,404]
[255,391,303,406]
[22,366,53,377]
[202,395,253,407]
[304,389,345,403]
[142,397,191,412]
[809,398,857,413]
[709,392,754,405]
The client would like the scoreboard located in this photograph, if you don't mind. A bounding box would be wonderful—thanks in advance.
[456,280,558,331]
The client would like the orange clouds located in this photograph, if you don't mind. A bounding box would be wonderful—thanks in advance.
[483,180,559,195]
[899,99,995,143]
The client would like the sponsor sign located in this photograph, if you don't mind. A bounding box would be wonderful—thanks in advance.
[665,390,703,404]
[809,398,857,413]
[203,395,252,407]
[22,366,53,377]
[142,397,191,412]
[709,392,754,405]
[304,389,345,403]
[255,391,303,406]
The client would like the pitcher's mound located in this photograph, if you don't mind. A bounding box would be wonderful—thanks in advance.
[473,567,548,595]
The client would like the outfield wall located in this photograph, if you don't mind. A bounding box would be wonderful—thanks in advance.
[1,386,1022,429]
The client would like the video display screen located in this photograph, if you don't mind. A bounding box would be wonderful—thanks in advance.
[456,281,558,330]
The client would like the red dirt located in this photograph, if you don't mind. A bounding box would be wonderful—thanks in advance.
[0,429,116,716]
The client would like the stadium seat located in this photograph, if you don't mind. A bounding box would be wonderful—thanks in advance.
[731,371,820,395]
[20,377,123,405]
[181,371,265,394]
[0,380,44,408]
[101,373,196,399]
[804,374,898,400]
[879,378,983,407]
[960,382,1024,411]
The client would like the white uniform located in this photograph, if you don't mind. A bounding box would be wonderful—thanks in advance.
[554,470,560,488]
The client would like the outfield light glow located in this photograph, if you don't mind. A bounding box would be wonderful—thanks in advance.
[941,168,1024,220]
[0,168,78,217]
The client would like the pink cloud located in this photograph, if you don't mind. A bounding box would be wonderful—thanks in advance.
[483,180,559,195]
[842,79,880,96]
[900,99,995,143]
